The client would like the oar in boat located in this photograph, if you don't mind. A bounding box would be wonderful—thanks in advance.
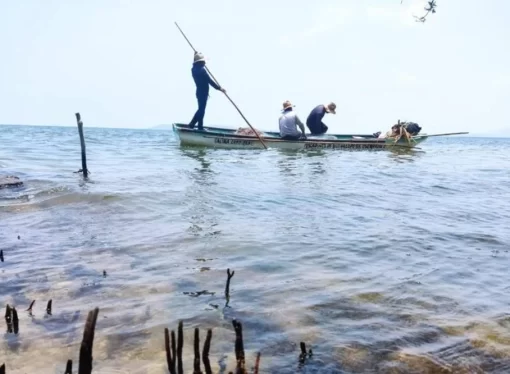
[415,132,469,138]
[174,22,268,150]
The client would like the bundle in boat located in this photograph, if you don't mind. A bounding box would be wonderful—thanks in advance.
[367,120,422,146]
[373,120,422,140]
[234,127,265,137]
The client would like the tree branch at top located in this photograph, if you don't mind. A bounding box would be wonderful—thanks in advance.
[402,0,438,22]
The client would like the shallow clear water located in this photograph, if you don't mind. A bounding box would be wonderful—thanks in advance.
[1,124,510,373]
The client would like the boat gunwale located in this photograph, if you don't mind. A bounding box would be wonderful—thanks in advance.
[171,124,406,144]
[171,123,383,140]
[173,128,427,148]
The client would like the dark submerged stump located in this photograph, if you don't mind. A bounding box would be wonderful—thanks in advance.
[78,307,99,374]
[225,269,235,307]
[193,328,202,374]
[12,307,19,334]
[46,299,53,315]
[65,360,73,374]
[5,305,13,333]
[254,352,261,374]
[164,328,176,374]
[232,320,245,372]
[298,341,313,369]
[0,176,23,189]
[202,329,213,374]
[177,321,184,374]
[26,300,35,315]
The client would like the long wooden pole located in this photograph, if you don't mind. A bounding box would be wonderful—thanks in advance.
[174,22,268,150]
[417,132,469,138]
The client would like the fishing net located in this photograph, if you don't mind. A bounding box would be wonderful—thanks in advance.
[234,127,264,137]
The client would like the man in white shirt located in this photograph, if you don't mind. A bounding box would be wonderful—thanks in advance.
[278,100,307,140]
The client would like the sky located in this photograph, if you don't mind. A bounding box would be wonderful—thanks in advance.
[0,0,509,135]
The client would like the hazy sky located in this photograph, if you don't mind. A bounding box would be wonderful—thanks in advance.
[1,0,509,134]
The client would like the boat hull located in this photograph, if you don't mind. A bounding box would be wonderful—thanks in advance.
[172,123,427,151]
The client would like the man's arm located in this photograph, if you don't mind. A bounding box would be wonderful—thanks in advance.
[296,115,306,136]
[204,69,225,92]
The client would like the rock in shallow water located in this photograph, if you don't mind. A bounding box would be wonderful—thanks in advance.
[0,175,24,189]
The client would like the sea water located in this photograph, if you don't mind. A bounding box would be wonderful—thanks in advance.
[1,124,510,373]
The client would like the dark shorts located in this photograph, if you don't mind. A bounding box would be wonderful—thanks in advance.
[281,134,302,141]
[307,122,328,135]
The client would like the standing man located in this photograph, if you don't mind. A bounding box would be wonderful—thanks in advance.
[306,102,336,135]
[188,52,226,130]
[279,100,307,140]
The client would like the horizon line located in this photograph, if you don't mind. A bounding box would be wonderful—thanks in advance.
[1,123,509,138]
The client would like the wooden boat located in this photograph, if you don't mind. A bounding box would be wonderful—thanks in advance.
[172,123,429,150]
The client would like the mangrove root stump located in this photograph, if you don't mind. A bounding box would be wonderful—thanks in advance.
[78,307,99,374]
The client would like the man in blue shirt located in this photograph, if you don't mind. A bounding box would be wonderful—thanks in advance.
[188,52,226,130]
[306,103,336,135]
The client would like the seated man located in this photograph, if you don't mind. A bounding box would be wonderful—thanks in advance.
[279,100,307,140]
[306,102,336,135]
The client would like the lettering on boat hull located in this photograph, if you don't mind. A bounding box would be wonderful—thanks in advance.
[213,138,255,146]
[303,142,382,150]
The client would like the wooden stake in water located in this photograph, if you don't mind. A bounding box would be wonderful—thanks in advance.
[75,113,89,179]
